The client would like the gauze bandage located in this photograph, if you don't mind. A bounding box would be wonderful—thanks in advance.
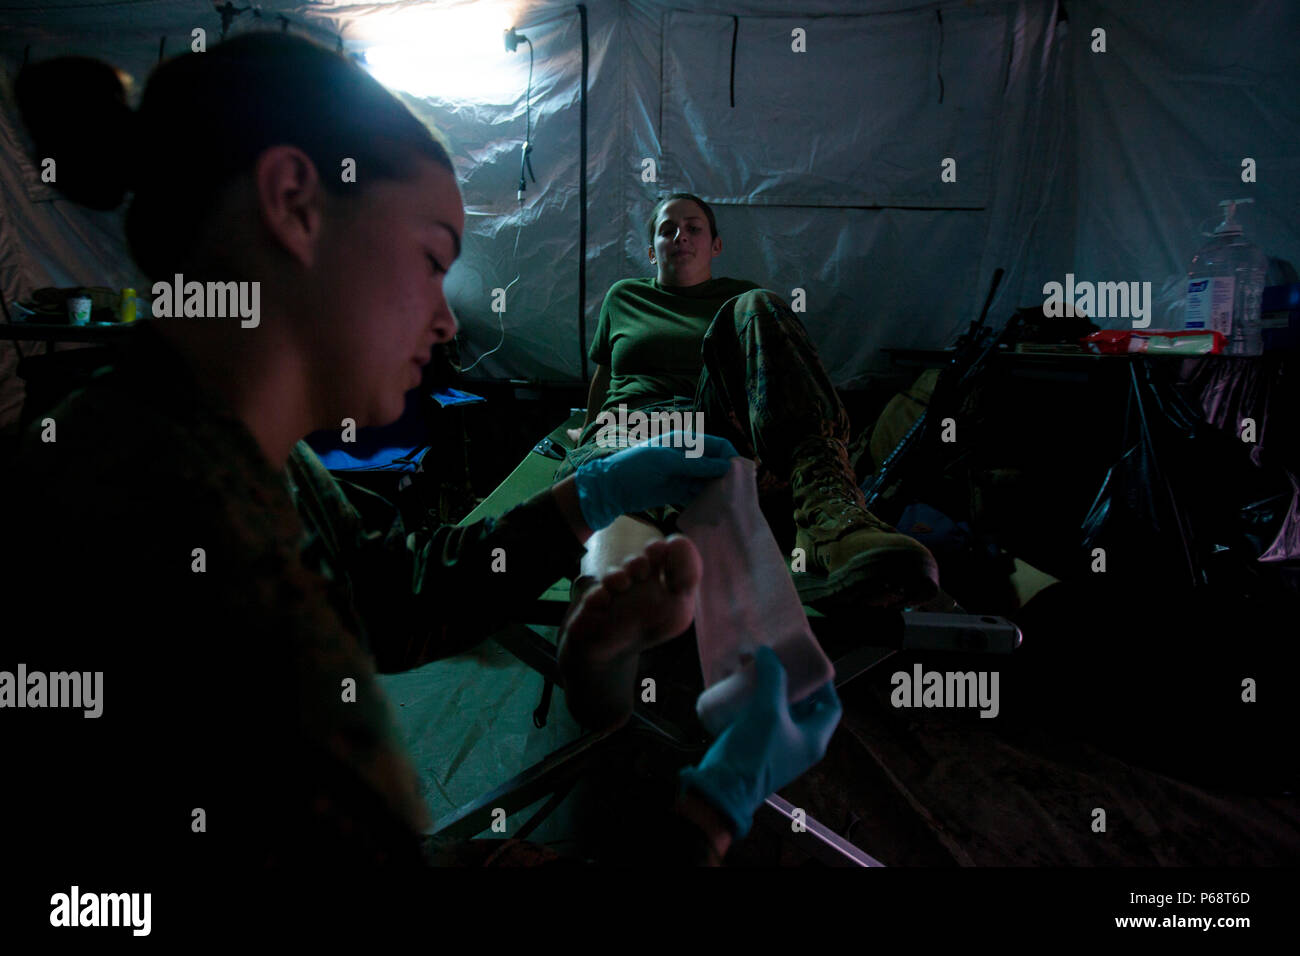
[678,457,835,737]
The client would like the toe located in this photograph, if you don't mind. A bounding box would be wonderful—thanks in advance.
[642,537,671,561]
[601,568,632,593]
[660,535,703,593]
[623,554,652,581]
[581,584,613,612]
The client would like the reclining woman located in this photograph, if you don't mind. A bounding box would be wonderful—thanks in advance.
[557,194,942,637]
[4,33,837,870]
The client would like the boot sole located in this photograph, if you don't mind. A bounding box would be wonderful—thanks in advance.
[793,546,940,611]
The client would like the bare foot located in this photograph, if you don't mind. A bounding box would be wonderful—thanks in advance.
[557,534,702,729]
[565,534,701,662]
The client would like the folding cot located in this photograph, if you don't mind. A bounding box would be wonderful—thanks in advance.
[423,411,1021,866]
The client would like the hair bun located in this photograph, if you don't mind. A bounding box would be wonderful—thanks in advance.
[14,55,137,209]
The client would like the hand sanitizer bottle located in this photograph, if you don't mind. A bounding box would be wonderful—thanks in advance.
[1185,199,1268,355]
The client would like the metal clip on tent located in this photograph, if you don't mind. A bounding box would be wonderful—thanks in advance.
[518,141,536,201]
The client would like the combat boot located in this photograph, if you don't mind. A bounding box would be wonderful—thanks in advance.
[790,436,940,608]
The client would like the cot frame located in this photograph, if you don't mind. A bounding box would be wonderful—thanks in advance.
[428,413,1019,866]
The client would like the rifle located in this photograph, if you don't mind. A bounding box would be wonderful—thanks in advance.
[862,267,1013,511]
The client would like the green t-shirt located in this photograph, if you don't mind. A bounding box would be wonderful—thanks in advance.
[589,276,761,416]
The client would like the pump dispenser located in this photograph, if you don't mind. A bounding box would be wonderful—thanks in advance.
[1185,198,1267,355]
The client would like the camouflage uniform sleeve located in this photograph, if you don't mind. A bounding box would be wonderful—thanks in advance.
[287,442,585,674]
[372,493,586,672]
[6,411,434,867]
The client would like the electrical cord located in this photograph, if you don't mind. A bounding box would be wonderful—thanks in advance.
[455,214,522,373]
[455,34,535,374]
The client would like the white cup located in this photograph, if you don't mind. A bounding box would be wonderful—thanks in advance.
[68,295,92,326]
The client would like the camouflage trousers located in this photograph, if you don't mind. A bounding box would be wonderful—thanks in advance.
[556,289,851,547]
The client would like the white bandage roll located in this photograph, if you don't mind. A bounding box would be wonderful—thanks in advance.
[678,457,834,737]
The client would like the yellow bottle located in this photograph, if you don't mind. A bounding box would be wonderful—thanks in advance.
[120,288,137,323]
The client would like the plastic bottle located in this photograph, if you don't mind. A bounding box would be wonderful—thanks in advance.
[1185,199,1267,355]
[119,288,137,323]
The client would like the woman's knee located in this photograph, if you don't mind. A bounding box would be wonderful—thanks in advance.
[732,287,785,316]
[717,289,807,342]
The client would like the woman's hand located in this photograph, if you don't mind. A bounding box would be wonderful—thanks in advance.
[572,432,739,533]
[678,646,841,838]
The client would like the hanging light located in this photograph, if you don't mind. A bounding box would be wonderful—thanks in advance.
[360,2,522,103]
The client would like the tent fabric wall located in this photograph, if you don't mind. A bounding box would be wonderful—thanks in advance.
[611,0,1071,386]
[660,7,1008,208]
[1072,0,1300,330]
[0,68,142,430]
[1,0,1297,433]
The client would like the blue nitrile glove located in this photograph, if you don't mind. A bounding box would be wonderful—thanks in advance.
[572,432,739,532]
[678,646,842,838]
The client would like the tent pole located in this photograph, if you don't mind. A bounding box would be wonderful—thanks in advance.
[576,3,589,383]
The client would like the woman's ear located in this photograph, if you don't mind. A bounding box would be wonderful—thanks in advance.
[254,144,326,271]
[711,236,723,257]
[648,245,657,264]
